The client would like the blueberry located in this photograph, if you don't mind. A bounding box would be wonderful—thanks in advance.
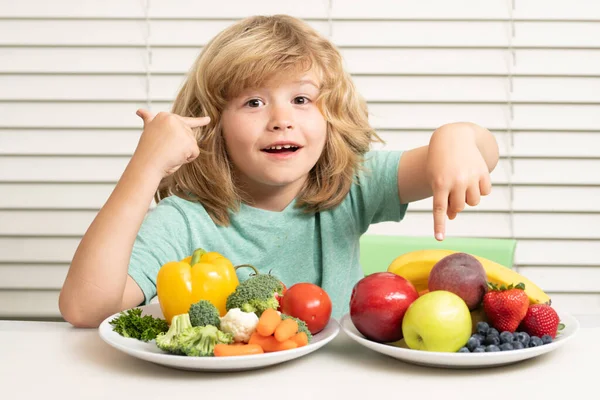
[458,347,470,353]
[499,342,514,351]
[472,333,485,343]
[529,336,544,347]
[512,341,525,350]
[476,322,490,335]
[488,328,499,337]
[473,346,486,353]
[484,334,500,346]
[485,345,501,352]
[499,331,515,344]
[467,336,481,351]
[514,331,531,346]
[541,334,553,344]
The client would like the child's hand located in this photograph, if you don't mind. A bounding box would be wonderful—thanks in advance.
[426,128,492,241]
[133,109,211,178]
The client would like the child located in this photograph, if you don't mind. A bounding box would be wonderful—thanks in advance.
[59,15,499,327]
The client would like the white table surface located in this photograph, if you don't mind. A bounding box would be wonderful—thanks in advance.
[1,315,598,400]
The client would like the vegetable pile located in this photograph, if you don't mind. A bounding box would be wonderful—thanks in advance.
[109,251,333,358]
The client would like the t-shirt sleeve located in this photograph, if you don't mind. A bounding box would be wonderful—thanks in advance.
[348,150,408,234]
[127,197,192,305]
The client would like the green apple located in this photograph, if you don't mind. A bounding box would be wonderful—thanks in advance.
[402,290,472,352]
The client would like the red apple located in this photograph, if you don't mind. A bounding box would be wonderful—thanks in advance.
[349,272,420,343]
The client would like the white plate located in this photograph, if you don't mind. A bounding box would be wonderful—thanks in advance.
[340,310,580,369]
[98,303,340,371]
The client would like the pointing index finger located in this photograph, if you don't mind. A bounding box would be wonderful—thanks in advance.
[433,189,449,241]
[180,116,211,128]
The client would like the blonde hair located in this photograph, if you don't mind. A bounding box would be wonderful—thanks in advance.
[155,14,383,225]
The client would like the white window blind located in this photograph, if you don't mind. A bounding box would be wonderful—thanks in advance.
[0,0,598,319]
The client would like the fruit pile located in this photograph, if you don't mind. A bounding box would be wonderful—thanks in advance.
[350,250,564,354]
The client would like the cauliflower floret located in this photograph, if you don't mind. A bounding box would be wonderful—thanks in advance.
[219,308,259,343]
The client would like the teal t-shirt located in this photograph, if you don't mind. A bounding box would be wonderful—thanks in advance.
[128,150,408,319]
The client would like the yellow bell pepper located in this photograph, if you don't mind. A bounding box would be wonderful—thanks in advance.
[156,248,240,324]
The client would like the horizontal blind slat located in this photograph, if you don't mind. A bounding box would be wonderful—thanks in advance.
[3,48,600,76]
[2,0,597,20]
[367,213,600,239]
[0,290,61,319]
[0,265,67,289]
[3,20,600,47]
[331,0,599,20]
[518,266,600,292]
[0,0,328,19]
[547,294,600,316]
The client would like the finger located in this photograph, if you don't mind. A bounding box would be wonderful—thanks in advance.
[465,183,481,207]
[479,174,492,196]
[432,189,449,241]
[136,109,155,125]
[447,197,457,220]
[180,116,211,128]
[448,185,467,220]
[449,180,467,214]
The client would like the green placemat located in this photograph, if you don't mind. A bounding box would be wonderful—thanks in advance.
[359,235,516,276]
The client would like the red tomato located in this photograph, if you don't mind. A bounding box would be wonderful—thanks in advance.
[280,283,332,334]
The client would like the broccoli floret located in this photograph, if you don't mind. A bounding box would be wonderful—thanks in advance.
[155,313,192,355]
[281,313,313,343]
[188,300,221,328]
[226,273,284,317]
[177,325,234,357]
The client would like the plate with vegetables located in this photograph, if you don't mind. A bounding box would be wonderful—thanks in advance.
[98,255,340,371]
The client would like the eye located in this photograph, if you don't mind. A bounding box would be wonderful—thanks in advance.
[246,98,264,108]
[293,96,310,105]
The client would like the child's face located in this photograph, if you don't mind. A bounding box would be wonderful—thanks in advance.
[221,71,327,197]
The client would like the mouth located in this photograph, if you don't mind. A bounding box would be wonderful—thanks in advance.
[261,144,302,154]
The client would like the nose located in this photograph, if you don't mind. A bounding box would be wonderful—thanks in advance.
[268,104,293,131]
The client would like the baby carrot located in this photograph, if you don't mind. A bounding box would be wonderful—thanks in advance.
[274,318,298,342]
[249,332,298,352]
[214,343,264,357]
[256,308,281,337]
[290,331,309,348]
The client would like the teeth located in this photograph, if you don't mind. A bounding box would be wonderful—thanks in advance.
[266,145,298,150]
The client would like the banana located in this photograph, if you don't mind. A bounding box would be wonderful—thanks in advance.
[386,249,551,305]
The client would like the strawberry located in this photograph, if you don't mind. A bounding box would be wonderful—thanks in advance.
[520,304,561,339]
[482,282,529,333]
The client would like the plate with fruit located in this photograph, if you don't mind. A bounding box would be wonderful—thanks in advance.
[342,251,580,369]
[99,264,339,371]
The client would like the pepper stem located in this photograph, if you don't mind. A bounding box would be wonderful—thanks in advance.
[234,264,259,276]
[190,248,207,265]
